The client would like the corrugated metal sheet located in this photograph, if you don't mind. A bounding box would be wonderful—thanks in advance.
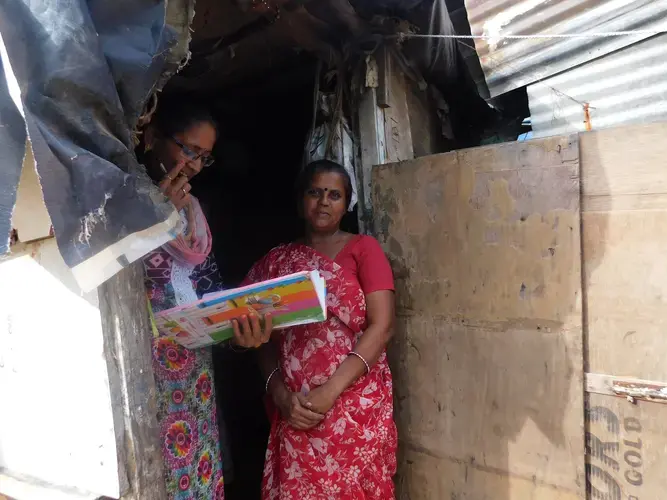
[528,33,667,138]
[464,0,667,97]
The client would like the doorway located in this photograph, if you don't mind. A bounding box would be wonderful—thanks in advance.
[167,57,319,500]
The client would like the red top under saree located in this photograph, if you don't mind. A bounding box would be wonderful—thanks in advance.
[244,235,398,500]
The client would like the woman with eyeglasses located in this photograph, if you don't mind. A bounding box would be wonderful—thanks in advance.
[139,100,270,500]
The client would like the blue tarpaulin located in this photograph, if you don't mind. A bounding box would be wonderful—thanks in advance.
[0,0,192,290]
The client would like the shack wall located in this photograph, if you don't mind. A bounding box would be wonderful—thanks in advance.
[580,123,667,499]
[373,134,585,499]
[372,122,667,499]
[0,150,164,500]
[0,239,123,499]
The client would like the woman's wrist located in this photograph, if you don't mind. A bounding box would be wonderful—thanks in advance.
[325,372,349,399]
[268,375,289,404]
[326,352,371,397]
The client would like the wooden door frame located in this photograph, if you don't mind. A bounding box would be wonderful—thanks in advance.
[99,263,166,500]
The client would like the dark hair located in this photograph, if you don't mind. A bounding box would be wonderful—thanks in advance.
[297,159,353,209]
[151,98,219,138]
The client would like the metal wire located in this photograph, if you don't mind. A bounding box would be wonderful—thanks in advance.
[396,30,667,40]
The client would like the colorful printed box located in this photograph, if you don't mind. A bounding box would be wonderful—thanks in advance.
[153,271,326,348]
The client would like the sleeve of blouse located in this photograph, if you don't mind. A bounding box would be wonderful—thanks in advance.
[356,236,395,294]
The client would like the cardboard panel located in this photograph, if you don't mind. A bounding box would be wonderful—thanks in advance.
[586,393,667,500]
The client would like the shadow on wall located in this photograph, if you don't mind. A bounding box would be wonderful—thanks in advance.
[373,133,609,500]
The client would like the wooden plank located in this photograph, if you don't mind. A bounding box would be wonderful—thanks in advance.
[357,79,386,233]
[389,316,584,493]
[581,123,667,381]
[373,135,585,499]
[99,262,166,500]
[398,447,581,500]
[382,68,413,164]
[580,122,667,499]
[581,122,667,207]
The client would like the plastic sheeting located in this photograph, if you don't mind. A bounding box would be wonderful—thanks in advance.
[0,0,193,291]
[305,93,359,212]
[0,56,25,256]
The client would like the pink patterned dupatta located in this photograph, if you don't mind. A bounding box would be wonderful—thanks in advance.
[243,243,397,500]
[161,196,212,267]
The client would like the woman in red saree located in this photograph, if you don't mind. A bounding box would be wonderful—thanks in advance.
[238,159,398,499]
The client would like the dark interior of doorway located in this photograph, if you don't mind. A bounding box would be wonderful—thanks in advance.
[177,55,357,499]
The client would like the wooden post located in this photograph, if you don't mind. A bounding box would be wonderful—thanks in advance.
[356,51,414,234]
[357,84,386,234]
[99,262,166,500]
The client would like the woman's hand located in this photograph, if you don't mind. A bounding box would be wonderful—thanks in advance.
[159,161,191,211]
[272,382,324,430]
[231,313,272,348]
[304,383,340,415]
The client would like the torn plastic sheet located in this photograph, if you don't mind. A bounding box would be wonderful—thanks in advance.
[305,94,359,212]
[0,56,26,255]
[0,0,193,291]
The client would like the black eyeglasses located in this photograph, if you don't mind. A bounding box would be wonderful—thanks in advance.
[170,137,215,167]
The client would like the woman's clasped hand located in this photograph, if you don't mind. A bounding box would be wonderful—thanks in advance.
[270,380,340,430]
[272,383,325,430]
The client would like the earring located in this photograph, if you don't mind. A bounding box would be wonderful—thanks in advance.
[144,142,153,153]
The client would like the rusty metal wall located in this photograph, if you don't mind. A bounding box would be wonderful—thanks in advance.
[464,0,667,97]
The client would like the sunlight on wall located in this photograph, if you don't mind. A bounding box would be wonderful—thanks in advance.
[0,239,121,499]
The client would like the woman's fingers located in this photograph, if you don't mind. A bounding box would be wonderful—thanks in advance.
[159,161,186,191]
[261,313,273,343]
[246,313,272,347]
[236,315,261,348]
[239,314,257,346]
[232,314,273,349]
[166,160,187,183]
[283,393,324,430]
[248,314,263,347]
[166,174,189,197]
[172,185,191,210]
[294,394,324,423]
[159,162,192,210]
[232,317,254,348]
[289,411,320,430]
[231,319,247,347]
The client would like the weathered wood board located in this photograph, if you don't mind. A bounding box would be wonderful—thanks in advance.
[373,135,585,499]
[581,123,667,380]
[99,262,167,500]
[581,122,667,500]
[372,121,667,499]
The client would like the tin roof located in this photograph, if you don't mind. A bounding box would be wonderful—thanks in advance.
[464,0,667,97]
[528,33,667,138]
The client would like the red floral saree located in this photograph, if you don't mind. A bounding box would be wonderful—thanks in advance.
[244,241,397,500]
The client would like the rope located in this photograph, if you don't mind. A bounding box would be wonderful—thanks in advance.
[396,30,667,40]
